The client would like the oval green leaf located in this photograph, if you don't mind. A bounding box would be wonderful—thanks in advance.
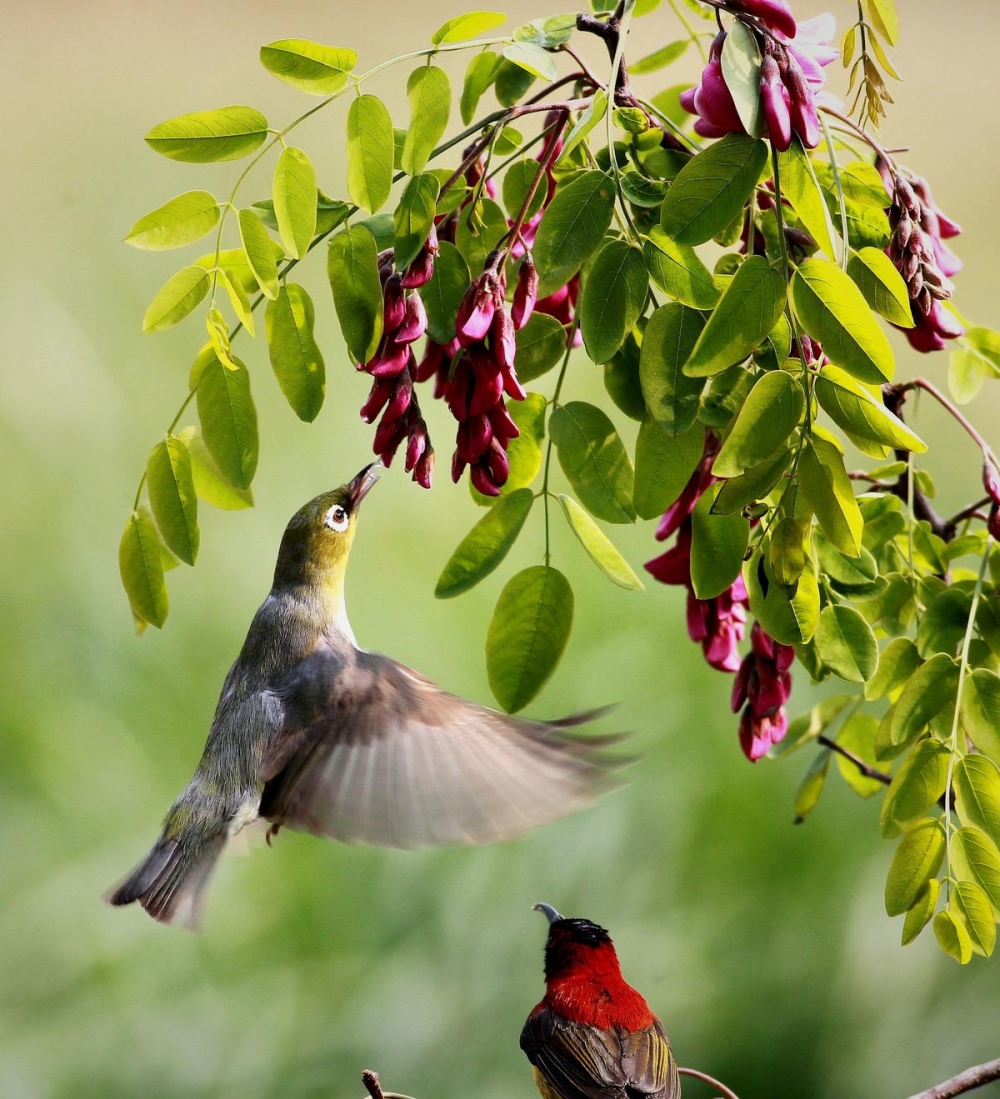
[549,401,635,523]
[712,369,803,478]
[273,147,317,260]
[502,41,558,82]
[690,485,749,599]
[889,653,960,749]
[633,421,704,521]
[328,225,384,364]
[952,826,1000,911]
[347,95,394,214]
[901,879,940,946]
[142,265,211,334]
[147,436,199,566]
[954,755,1000,853]
[659,133,768,245]
[238,208,281,300]
[420,241,470,345]
[145,106,269,163]
[798,439,863,557]
[120,510,169,628]
[775,140,836,259]
[879,739,951,838]
[265,284,326,422]
[934,908,973,965]
[580,241,648,364]
[558,495,643,590]
[176,426,253,510]
[815,366,927,453]
[515,312,567,383]
[533,170,617,297]
[432,11,507,45]
[436,489,534,598]
[791,257,895,383]
[486,566,574,713]
[394,173,441,270]
[814,603,878,683]
[959,668,1000,767]
[643,227,719,310]
[402,66,451,176]
[848,246,913,327]
[196,354,259,490]
[639,303,706,437]
[260,40,357,94]
[884,817,946,917]
[125,190,220,251]
[954,881,997,956]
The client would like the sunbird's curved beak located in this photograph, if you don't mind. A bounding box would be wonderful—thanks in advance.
[347,460,382,511]
[533,902,564,924]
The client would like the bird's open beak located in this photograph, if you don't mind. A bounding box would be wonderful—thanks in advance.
[533,902,564,924]
[347,461,382,510]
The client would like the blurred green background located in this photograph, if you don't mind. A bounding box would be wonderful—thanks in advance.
[2,2,999,1096]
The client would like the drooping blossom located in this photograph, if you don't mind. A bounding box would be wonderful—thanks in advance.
[731,624,794,761]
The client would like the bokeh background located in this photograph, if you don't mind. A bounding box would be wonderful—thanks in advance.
[2,2,999,1096]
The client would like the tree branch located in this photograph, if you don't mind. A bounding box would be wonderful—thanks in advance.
[905,1058,1000,1099]
[679,1065,742,1099]
[817,735,891,787]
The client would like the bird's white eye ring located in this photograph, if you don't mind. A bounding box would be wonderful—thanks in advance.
[325,505,350,532]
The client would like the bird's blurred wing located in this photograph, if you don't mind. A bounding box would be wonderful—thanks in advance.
[258,649,619,848]
[520,1009,627,1099]
[520,1011,678,1099]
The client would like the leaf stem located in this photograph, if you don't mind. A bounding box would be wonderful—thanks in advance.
[667,0,709,63]
[542,326,579,566]
[819,113,850,271]
[677,1066,741,1099]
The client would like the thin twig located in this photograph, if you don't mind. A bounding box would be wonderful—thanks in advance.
[818,735,890,786]
[679,1065,742,1099]
[361,1070,385,1099]
[905,1058,1000,1099]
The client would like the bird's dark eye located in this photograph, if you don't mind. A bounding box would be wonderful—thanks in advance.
[325,505,350,532]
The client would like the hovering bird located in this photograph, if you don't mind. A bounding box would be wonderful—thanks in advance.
[108,464,614,927]
[521,903,680,1099]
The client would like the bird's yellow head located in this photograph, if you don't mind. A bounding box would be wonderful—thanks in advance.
[272,462,381,595]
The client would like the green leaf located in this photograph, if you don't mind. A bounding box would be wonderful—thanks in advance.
[561,90,608,160]
[917,587,971,658]
[402,66,451,176]
[643,228,719,310]
[502,392,547,494]
[880,739,951,838]
[513,314,565,386]
[954,755,1000,852]
[814,604,878,683]
[579,241,648,364]
[125,190,220,251]
[534,171,617,297]
[393,173,440,270]
[888,651,958,747]
[776,140,836,259]
[146,437,199,567]
[633,421,704,521]
[712,369,803,478]
[460,51,500,125]
[794,748,831,822]
[260,40,356,94]
[934,908,973,964]
[659,134,768,246]
[848,247,913,327]
[346,95,394,214]
[683,257,786,377]
[885,817,946,916]
[502,41,557,82]
[558,496,643,590]
[690,485,749,599]
[630,39,687,74]
[768,514,806,585]
[436,490,533,597]
[454,197,508,275]
[798,439,863,557]
[486,566,573,712]
[432,10,506,44]
[604,335,646,422]
[952,826,1000,912]
[901,879,940,946]
[964,326,1000,371]
[619,171,668,209]
[142,265,211,334]
[550,402,635,523]
[265,284,326,422]
[328,226,383,364]
[639,303,706,436]
[196,354,259,490]
[513,13,576,46]
[120,510,169,628]
[863,0,899,44]
[866,637,922,701]
[954,881,997,957]
[815,366,927,453]
[835,713,885,797]
[493,58,535,106]
[745,546,820,646]
[712,450,791,515]
[176,426,253,510]
[791,258,895,383]
[237,209,281,300]
[272,147,317,260]
[720,20,763,138]
[949,348,988,406]
[421,241,470,346]
[502,159,547,221]
[145,106,268,163]
[959,669,1000,767]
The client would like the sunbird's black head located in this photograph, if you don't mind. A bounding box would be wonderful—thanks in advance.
[272,462,381,592]
[533,902,616,981]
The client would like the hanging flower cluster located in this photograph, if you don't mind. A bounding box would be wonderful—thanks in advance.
[680,14,838,150]
[731,624,795,761]
[880,160,964,352]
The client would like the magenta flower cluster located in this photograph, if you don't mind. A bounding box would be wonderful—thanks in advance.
[731,623,794,761]
[880,161,964,352]
[680,10,837,150]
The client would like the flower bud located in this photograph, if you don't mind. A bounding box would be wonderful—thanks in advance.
[760,55,792,151]
[396,292,427,344]
[382,274,406,331]
[413,446,434,489]
[455,276,497,345]
[983,461,1000,508]
[491,306,517,373]
[783,62,820,147]
[733,0,797,39]
[512,255,539,329]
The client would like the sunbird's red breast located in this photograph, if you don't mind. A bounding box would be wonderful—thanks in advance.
[107,465,617,928]
[521,903,680,1099]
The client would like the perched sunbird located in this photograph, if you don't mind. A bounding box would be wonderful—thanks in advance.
[108,465,614,928]
[521,904,680,1099]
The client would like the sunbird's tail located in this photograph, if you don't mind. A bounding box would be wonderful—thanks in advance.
[106,833,226,930]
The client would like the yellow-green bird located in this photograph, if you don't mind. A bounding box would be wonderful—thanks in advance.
[521,904,680,1099]
[108,464,613,928]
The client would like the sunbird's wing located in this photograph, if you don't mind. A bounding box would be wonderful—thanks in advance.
[257,647,620,848]
[520,1010,678,1099]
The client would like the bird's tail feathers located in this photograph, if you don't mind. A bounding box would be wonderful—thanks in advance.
[106,833,226,930]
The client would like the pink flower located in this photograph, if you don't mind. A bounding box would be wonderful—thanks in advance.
[731,623,794,762]
[733,0,797,39]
